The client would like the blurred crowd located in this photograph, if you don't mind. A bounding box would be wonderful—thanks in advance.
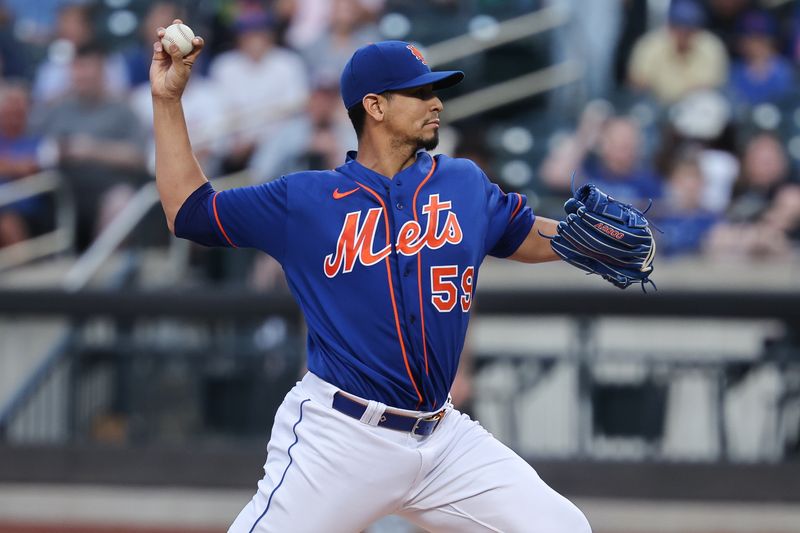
[0,0,378,251]
[540,0,800,260]
[0,0,799,261]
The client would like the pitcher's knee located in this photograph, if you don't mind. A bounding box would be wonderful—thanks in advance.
[554,501,591,533]
[570,506,592,533]
[531,497,592,533]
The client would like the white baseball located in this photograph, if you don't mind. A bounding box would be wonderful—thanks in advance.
[161,23,195,57]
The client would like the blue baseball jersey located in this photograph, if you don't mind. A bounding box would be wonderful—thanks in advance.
[175,151,534,411]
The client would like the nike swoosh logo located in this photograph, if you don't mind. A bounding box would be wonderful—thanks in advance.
[333,187,360,200]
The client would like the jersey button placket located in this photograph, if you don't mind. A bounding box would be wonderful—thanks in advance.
[388,177,424,381]
[393,178,405,210]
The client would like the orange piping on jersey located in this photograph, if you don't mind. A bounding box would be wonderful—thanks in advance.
[412,159,437,376]
[356,180,424,408]
[212,192,237,248]
[509,192,523,221]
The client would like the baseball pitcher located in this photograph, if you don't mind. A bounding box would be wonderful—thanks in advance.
[151,19,654,533]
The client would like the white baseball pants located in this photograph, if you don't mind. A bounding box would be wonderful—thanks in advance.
[228,372,591,533]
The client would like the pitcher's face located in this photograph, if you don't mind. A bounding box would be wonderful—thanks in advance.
[383,85,443,151]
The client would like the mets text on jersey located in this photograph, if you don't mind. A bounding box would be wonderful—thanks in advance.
[324,194,463,278]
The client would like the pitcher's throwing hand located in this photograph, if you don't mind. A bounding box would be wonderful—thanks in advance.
[150,19,204,101]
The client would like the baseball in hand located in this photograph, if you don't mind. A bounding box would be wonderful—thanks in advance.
[161,23,195,56]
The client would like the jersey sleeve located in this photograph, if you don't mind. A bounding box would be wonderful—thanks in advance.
[174,177,289,262]
[482,171,535,258]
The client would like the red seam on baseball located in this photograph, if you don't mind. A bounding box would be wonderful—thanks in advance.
[176,26,193,43]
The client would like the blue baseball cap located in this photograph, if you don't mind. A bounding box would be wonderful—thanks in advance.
[668,0,706,28]
[737,10,777,37]
[234,9,276,33]
[340,40,464,110]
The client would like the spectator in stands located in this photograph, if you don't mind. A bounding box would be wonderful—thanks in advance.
[656,89,740,214]
[582,117,663,202]
[249,77,356,181]
[130,71,226,178]
[302,0,380,82]
[127,4,223,176]
[33,44,146,251]
[209,7,309,173]
[705,188,799,258]
[705,132,796,257]
[539,99,613,198]
[1,0,64,46]
[541,107,662,203]
[727,132,791,223]
[628,0,729,104]
[728,10,795,106]
[651,149,719,257]
[0,81,43,248]
[280,0,384,51]
[0,3,34,80]
[704,0,756,58]
[32,3,129,104]
[761,184,800,243]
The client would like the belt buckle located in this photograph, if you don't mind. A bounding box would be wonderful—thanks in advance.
[411,409,446,436]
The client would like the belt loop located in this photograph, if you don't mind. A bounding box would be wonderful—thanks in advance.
[359,400,387,427]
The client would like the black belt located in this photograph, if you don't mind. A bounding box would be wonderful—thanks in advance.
[332,392,447,436]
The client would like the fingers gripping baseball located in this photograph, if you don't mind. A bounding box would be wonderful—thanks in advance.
[150,19,204,101]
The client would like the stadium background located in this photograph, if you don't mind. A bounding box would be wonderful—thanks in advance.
[1,0,800,531]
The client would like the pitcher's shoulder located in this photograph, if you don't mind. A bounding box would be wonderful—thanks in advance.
[282,168,361,203]
[279,168,345,191]
[433,154,489,182]
[283,168,341,184]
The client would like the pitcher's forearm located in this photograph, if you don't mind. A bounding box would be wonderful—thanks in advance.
[153,97,208,231]
[508,217,560,264]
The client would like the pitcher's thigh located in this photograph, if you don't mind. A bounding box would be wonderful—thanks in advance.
[229,477,382,533]
[228,397,414,533]
[402,415,591,533]
[403,468,591,533]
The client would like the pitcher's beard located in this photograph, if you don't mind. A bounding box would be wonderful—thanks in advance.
[418,130,439,151]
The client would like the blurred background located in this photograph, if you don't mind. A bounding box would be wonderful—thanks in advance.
[1,0,800,531]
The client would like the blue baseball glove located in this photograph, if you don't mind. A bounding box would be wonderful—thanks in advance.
[549,184,656,290]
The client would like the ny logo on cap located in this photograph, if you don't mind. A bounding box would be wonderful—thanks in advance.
[406,44,427,65]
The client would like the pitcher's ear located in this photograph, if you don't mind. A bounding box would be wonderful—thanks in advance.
[363,93,387,123]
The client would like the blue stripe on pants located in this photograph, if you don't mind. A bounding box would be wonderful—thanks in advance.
[249,398,310,533]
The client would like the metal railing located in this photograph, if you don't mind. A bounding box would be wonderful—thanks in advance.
[1,3,577,276]
[0,171,252,442]
[422,4,582,122]
[0,3,577,275]
[425,4,570,67]
[0,287,798,462]
[443,60,584,122]
[61,171,249,291]
[0,170,75,271]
